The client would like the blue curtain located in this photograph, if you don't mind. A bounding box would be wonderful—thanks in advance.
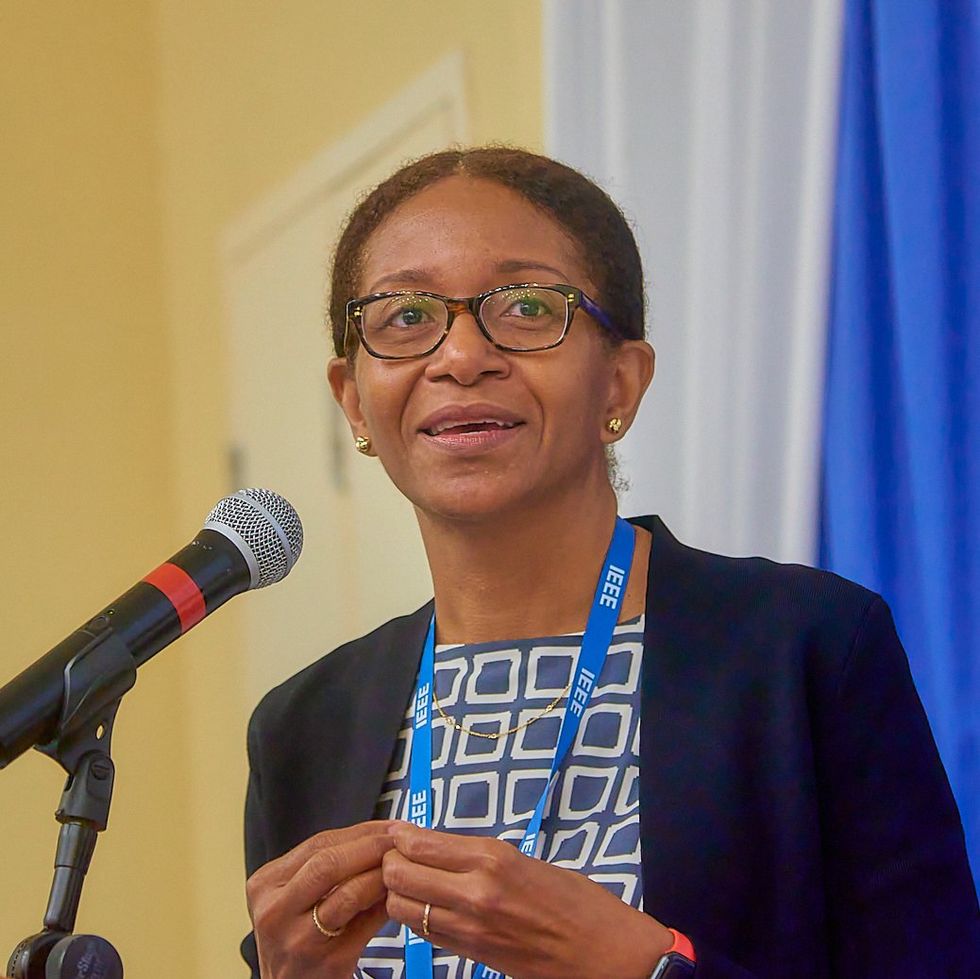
[820,0,979,884]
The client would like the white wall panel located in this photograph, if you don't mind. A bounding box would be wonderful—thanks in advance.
[545,0,843,563]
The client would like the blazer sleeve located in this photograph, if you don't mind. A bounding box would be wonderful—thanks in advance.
[685,597,978,979]
[241,709,266,978]
[237,602,430,977]
[815,596,979,977]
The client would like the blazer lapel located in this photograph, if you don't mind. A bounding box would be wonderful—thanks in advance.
[325,600,434,827]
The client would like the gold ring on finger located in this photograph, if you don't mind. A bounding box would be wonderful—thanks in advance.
[421,901,432,938]
[312,897,345,939]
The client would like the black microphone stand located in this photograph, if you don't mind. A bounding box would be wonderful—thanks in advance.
[7,626,136,979]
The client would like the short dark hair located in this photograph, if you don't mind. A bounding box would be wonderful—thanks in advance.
[328,146,645,357]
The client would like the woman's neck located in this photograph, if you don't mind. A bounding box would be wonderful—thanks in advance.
[415,482,650,644]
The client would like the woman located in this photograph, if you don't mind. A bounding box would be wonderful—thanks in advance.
[241,148,978,979]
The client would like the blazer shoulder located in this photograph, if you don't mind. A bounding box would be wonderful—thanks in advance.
[638,514,879,612]
[634,515,888,673]
[248,600,433,741]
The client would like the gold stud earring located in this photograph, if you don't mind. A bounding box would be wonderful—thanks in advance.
[354,435,372,454]
[606,418,623,435]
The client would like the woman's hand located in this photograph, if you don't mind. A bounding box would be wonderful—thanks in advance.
[247,820,396,979]
[382,823,672,979]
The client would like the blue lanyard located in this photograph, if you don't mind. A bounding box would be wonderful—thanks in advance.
[403,517,636,979]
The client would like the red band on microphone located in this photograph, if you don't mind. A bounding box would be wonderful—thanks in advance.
[143,563,207,632]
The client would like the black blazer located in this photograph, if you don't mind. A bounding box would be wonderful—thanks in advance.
[242,516,979,977]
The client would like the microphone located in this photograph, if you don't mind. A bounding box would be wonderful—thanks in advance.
[0,488,303,769]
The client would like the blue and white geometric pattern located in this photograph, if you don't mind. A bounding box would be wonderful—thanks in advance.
[356,617,645,979]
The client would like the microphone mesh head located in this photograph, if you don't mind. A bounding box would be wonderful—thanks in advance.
[204,489,304,588]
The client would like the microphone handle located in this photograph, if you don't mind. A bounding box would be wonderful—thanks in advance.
[0,530,249,768]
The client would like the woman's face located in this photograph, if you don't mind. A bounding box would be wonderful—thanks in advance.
[328,175,653,523]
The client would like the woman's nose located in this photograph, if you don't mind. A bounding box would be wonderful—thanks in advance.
[424,311,508,383]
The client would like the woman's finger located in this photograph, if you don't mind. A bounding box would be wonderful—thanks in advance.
[381,848,470,910]
[253,820,395,888]
[384,890,462,945]
[381,839,530,964]
[255,897,390,978]
[387,822,510,873]
[341,897,390,948]
[310,866,387,934]
[283,832,395,913]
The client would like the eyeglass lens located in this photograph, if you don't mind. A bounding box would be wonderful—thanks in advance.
[358,286,570,357]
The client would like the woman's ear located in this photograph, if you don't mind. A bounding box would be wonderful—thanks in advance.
[326,356,368,437]
[601,340,655,443]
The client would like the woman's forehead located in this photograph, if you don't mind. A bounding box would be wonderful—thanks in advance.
[357,175,592,295]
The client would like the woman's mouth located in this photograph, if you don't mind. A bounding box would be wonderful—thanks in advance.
[422,419,520,436]
[418,407,525,450]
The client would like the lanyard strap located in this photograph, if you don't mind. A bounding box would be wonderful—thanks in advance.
[404,617,436,976]
[404,517,635,979]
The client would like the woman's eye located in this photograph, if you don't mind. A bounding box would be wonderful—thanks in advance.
[505,294,551,317]
[381,301,432,329]
[395,307,425,326]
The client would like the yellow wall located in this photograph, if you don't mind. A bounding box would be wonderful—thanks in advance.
[0,1,192,975]
[1,2,541,975]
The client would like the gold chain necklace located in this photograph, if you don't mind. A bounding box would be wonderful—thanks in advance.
[431,679,571,740]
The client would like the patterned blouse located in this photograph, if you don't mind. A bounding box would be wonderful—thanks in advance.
[357,616,646,979]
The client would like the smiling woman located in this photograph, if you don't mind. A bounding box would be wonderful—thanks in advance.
[326,171,651,539]
[240,148,979,979]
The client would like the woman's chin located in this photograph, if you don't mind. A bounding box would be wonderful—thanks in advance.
[396,454,609,527]
[408,476,548,526]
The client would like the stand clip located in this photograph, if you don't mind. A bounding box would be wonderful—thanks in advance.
[7,632,135,979]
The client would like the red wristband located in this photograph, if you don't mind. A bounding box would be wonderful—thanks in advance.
[666,928,696,962]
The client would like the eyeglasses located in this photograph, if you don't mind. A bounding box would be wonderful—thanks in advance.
[344,282,620,360]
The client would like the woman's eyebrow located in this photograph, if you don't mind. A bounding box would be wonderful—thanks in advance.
[364,260,571,296]
[364,268,431,293]
[494,259,569,280]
